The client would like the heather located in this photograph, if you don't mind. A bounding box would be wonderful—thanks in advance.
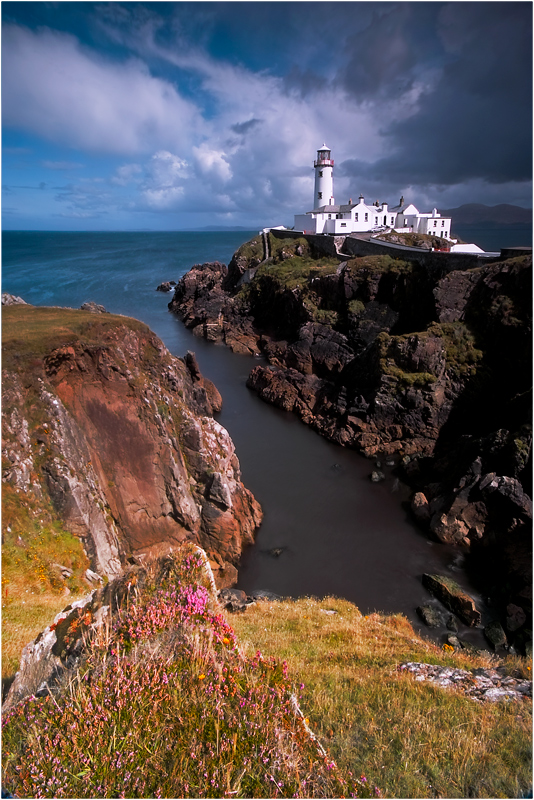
[2,546,378,799]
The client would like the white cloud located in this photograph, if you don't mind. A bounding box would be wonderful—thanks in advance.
[193,144,232,183]
[2,24,203,155]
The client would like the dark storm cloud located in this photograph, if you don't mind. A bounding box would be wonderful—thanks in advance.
[231,118,262,135]
[339,2,532,188]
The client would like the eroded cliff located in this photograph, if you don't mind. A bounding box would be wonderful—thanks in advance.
[2,305,262,588]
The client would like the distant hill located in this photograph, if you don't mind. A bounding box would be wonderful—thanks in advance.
[441,204,532,225]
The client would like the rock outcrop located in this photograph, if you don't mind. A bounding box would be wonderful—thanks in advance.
[167,233,532,648]
[2,305,262,588]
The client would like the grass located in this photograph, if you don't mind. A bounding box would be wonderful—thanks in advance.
[2,548,378,799]
[2,483,90,690]
[231,597,532,799]
[2,304,150,374]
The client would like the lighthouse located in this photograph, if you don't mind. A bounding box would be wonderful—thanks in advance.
[314,144,334,207]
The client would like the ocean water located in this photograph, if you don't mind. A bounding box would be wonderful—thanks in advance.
[2,230,490,644]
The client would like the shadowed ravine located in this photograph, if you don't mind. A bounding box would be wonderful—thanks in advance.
[162,314,490,649]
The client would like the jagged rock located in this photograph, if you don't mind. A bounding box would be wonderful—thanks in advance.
[85,569,103,584]
[422,573,481,626]
[156,281,176,292]
[370,470,385,483]
[2,293,28,306]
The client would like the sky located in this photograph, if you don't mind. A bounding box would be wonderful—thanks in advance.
[2,1,532,231]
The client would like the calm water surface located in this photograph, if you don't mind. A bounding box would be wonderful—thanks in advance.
[2,231,490,644]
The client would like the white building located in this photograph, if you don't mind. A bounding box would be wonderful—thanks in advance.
[294,145,452,240]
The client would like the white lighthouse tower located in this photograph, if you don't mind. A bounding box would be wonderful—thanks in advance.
[314,144,334,207]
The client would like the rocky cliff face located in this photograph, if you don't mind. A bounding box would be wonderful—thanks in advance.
[2,305,262,588]
[168,234,532,649]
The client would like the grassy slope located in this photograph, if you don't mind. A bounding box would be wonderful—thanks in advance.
[232,598,532,799]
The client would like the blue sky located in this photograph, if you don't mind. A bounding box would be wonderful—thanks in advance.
[2,1,532,231]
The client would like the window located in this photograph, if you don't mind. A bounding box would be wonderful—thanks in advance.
[341,223,346,227]
[355,213,358,221]
[365,213,368,222]
[375,217,378,224]
[319,170,323,177]
[442,220,445,226]
[328,214,331,219]
[391,217,394,225]
[318,192,323,199]
[433,221,437,227]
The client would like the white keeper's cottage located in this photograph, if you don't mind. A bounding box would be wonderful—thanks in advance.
[294,145,452,239]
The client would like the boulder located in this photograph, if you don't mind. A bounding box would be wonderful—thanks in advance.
[218,587,250,612]
[484,620,508,650]
[422,573,481,626]
[416,605,447,627]
[80,301,107,313]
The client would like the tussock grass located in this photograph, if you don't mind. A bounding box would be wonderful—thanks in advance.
[2,550,379,799]
[231,597,532,799]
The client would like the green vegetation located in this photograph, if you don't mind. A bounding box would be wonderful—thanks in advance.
[232,598,532,799]
[254,255,338,292]
[2,549,378,799]
[427,321,484,380]
[344,254,413,276]
[2,483,89,683]
[2,305,150,374]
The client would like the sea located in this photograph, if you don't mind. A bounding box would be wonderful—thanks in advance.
[2,229,495,645]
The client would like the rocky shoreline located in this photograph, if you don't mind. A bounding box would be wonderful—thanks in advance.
[167,232,532,653]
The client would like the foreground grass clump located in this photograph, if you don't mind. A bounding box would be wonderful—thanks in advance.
[232,597,532,799]
[2,548,378,799]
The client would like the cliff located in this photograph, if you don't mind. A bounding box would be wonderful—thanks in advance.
[168,233,532,649]
[2,304,262,589]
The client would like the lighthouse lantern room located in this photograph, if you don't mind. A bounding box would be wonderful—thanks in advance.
[314,144,334,207]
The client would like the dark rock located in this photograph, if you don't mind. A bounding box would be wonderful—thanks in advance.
[422,573,481,626]
[370,470,385,483]
[416,605,446,627]
[156,281,176,292]
[484,620,508,649]
[446,615,458,632]
[506,603,527,632]
[411,491,431,522]
[218,587,249,612]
